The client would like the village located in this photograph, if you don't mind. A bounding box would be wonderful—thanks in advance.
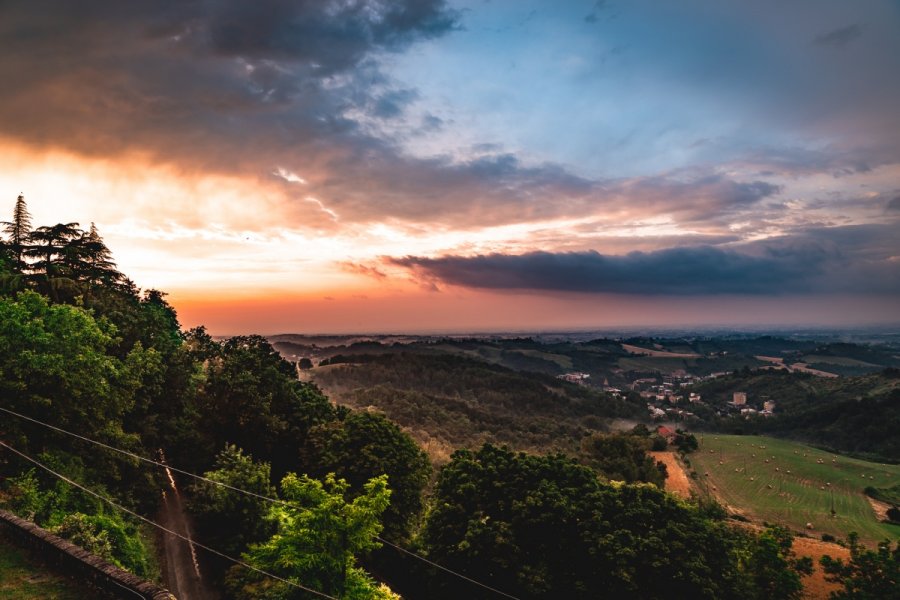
[556,368,779,423]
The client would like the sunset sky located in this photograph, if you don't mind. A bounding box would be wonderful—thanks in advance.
[1,0,899,333]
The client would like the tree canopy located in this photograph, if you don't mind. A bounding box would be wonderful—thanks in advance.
[420,443,813,600]
[227,472,399,600]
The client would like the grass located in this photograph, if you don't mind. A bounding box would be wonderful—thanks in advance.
[0,536,85,599]
[866,483,900,506]
[690,434,900,544]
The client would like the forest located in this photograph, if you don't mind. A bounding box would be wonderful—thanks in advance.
[1,194,896,599]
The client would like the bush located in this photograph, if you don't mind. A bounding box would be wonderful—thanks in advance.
[886,506,900,524]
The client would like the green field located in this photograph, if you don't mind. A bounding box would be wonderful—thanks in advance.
[691,434,900,544]
[0,538,85,599]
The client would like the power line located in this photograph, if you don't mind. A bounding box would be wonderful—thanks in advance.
[108,576,148,600]
[0,440,338,600]
[0,405,523,599]
[0,406,283,508]
[374,536,521,600]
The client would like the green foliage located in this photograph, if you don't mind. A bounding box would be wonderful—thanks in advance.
[887,506,900,523]
[675,431,699,453]
[51,513,115,562]
[188,445,277,559]
[2,464,152,576]
[651,434,669,450]
[864,483,900,506]
[420,444,783,600]
[3,470,44,522]
[198,335,335,475]
[312,352,643,457]
[304,411,432,541]
[693,370,900,460]
[579,432,667,485]
[820,533,900,599]
[227,473,397,600]
[0,291,140,450]
[736,525,812,600]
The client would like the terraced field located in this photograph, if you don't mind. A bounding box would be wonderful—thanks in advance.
[691,434,900,544]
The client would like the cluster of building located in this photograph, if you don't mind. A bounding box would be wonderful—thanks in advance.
[557,372,591,385]
[559,367,778,423]
[727,391,776,416]
[637,374,702,421]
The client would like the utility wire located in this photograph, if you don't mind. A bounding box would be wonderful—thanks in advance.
[0,405,522,600]
[373,536,521,600]
[0,440,338,600]
[0,406,283,507]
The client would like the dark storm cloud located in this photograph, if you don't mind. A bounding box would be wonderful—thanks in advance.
[886,196,900,212]
[0,0,896,237]
[813,24,864,48]
[0,0,456,166]
[200,0,457,71]
[0,0,633,228]
[388,225,900,295]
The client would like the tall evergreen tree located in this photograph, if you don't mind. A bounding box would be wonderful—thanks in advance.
[26,221,82,276]
[67,222,123,286]
[2,194,33,272]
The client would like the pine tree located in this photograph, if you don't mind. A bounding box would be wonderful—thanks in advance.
[65,222,122,285]
[2,194,33,272]
[26,221,82,277]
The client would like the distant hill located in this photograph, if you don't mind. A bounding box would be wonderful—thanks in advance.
[276,333,900,382]
[310,352,644,461]
[276,333,900,461]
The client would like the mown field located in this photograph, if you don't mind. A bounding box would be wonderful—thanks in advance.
[690,434,900,544]
[0,538,84,599]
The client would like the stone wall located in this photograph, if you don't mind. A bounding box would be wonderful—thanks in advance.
[0,508,176,600]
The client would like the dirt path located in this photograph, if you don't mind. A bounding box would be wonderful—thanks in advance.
[650,451,694,499]
[865,496,893,522]
[157,467,219,600]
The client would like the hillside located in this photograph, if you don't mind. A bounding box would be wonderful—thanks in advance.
[310,352,644,461]
[688,370,900,460]
[689,434,900,544]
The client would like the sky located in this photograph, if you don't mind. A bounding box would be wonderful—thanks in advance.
[1,0,899,334]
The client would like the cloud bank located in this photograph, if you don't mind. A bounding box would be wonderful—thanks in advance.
[389,225,900,296]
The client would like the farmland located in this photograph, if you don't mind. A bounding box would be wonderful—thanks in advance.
[690,434,900,544]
